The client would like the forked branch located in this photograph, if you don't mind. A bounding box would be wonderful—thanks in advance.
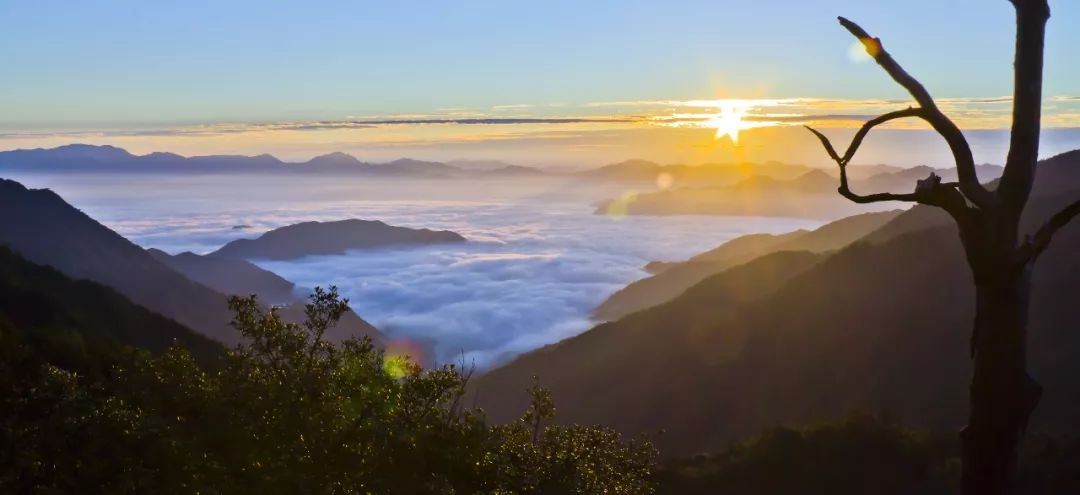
[805,121,960,207]
[1020,198,1080,263]
[838,17,995,210]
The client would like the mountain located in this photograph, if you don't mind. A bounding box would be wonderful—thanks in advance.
[0,145,477,177]
[0,145,286,173]
[482,164,547,176]
[472,250,830,451]
[0,179,383,346]
[595,169,872,218]
[858,164,1003,193]
[593,164,1004,218]
[147,249,299,305]
[844,163,907,180]
[579,159,812,186]
[0,178,242,343]
[447,159,520,171]
[474,152,1080,457]
[376,158,461,176]
[210,219,466,260]
[580,159,664,181]
[147,248,383,345]
[185,153,284,171]
[0,144,138,171]
[302,151,367,170]
[0,245,224,367]
[594,209,903,321]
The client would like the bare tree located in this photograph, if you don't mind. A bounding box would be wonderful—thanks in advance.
[805,2,1080,493]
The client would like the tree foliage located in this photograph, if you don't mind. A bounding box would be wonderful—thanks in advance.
[655,412,1080,495]
[0,287,655,494]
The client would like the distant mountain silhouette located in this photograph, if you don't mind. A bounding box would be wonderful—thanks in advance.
[0,245,223,366]
[483,164,547,176]
[0,144,548,178]
[301,152,368,171]
[474,151,1080,458]
[578,159,811,185]
[594,164,1003,218]
[843,163,908,180]
[210,219,466,260]
[595,210,903,321]
[0,179,383,346]
[147,249,299,305]
[446,159,519,171]
[594,170,862,218]
[378,158,460,176]
[858,163,1003,193]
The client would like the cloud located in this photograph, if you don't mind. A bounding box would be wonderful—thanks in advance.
[492,104,536,110]
[5,95,1080,144]
[77,177,818,369]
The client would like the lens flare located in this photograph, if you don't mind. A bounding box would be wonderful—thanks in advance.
[605,190,639,219]
[656,172,674,190]
[848,40,873,62]
[383,338,425,378]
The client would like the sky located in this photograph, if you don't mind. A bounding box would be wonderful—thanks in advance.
[2,0,1080,166]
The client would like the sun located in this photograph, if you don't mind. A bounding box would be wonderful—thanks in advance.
[706,105,747,144]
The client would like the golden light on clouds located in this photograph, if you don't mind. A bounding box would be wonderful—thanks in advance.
[2,95,1078,165]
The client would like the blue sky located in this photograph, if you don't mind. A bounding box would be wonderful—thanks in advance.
[1,0,1079,165]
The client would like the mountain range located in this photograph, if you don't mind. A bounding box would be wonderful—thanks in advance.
[147,249,300,305]
[472,150,1080,458]
[5,141,1076,464]
[594,165,1006,218]
[0,144,544,177]
[1,145,1001,191]
[0,179,383,346]
[0,245,224,368]
[594,209,905,321]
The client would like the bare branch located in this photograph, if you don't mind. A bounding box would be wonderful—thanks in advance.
[838,108,923,165]
[839,16,995,210]
[997,0,1051,216]
[1019,197,1080,263]
[805,108,945,205]
[805,126,913,204]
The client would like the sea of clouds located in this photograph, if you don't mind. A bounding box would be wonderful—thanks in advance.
[12,172,820,369]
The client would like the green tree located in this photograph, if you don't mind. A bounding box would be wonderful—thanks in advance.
[1,287,655,494]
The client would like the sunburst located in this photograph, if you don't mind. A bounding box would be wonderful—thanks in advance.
[706,105,748,143]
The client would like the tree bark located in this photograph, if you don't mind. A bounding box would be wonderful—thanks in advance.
[961,268,1043,495]
[807,8,1065,494]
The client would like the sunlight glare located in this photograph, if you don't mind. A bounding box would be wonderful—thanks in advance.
[848,40,873,63]
[383,338,424,378]
[605,190,640,219]
[707,105,748,144]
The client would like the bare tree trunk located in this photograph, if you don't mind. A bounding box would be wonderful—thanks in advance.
[962,269,1042,494]
[805,5,1080,493]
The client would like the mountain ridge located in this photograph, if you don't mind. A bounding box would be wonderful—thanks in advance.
[0,178,383,346]
[473,151,1080,457]
[210,219,466,260]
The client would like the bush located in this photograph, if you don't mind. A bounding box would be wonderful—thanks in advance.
[0,287,655,494]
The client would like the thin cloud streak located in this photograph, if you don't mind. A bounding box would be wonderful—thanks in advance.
[5,95,1078,143]
[3,96,1080,166]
